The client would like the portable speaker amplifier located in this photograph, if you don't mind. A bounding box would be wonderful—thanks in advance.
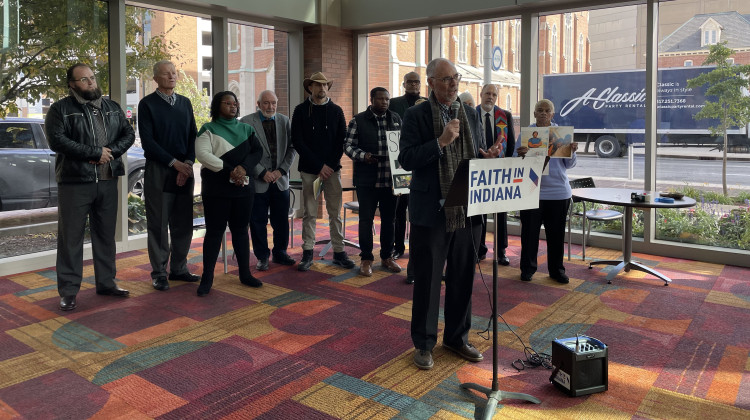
[550,336,608,397]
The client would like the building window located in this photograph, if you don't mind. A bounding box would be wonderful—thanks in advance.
[726,57,734,65]
[202,81,211,97]
[578,33,584,72]
[261,28,272,47]
[201,31,211,46]
[514,20,521,71]
[700,19,722,47]
[551,24,558,73]
[564,14,573,73]
[202,56,212,71]
[228,23,239,51]
[498,21,505,69]
[457,26,467,63]
[478,24,488,65]
[506,93,512,111]
[684,59,693,67]
[398,32,408,41]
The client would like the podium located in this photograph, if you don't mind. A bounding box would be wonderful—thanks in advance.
[445,158,544,418]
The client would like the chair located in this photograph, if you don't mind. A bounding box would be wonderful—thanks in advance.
[567,177,624,261]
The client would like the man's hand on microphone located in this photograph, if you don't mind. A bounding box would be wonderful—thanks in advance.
[438,119,460,148]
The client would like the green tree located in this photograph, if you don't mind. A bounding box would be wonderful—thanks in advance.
[174,70,211,130]
[687,41,750,196]
[0,1,173,117]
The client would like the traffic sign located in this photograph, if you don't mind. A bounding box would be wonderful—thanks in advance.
[492,46,503,71]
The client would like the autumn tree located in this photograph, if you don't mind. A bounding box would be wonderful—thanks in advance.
[174,70,211,130]
[0,1,173,117]
[687,41,750,196]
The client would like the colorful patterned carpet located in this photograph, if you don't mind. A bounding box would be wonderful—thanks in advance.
[1,217,749,419]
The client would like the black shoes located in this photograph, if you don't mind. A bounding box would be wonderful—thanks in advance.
[443,342,484,362]
[256,258,269,271]
[405,275,415,285]
[551,272,570,284]
[272,253,296,266]
[413,349,434,370]
[96,286,130,297]
[59,296,76,311]
[520,273,533,282]
[477,253,487,262]
[497,253,510,266]
[240,275,263,288]
[169,272,200,282]
[298,250,314,271]
[153,277,169,291]
[332,251,355,269]
[392,249,405,260]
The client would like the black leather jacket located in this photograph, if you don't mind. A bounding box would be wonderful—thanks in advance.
[45,96,135,183]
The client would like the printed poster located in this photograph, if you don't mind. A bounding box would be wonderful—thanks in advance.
[520,127,549,158]
[466,155,546,217]
[549,126,574,158]
[386,130,411,195]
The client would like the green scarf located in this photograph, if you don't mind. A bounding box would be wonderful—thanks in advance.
[198,117,255,147]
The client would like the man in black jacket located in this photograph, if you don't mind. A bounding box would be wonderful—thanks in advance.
[45,63,135,311]
[344,87,402,277]
[476,83,515,265]
[291,72,355,271]
[399,58,501,370]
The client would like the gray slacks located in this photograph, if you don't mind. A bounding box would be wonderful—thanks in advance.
[144,160,194,279]
[56,180,119,297]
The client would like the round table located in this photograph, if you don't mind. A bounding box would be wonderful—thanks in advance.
[571,188,696,285]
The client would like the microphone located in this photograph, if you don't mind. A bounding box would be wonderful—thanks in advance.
[450,101,460,120]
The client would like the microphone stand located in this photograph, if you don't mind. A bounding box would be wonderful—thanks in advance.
[460,211,540,419]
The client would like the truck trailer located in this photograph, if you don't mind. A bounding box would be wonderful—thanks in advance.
[542,66,750,158]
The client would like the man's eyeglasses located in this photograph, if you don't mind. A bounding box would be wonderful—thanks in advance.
[405,80,420,85]
[431,74,462,84]
[73,76,96,84]
[221,101,239,107]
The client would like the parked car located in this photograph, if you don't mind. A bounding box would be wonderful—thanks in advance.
[0,118,145,211]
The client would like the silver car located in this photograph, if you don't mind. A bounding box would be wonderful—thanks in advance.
[0,118,145,211]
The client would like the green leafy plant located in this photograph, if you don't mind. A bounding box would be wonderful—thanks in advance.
[127,193,147,234]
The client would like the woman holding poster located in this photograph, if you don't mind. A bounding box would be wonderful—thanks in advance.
[514,99,578,284]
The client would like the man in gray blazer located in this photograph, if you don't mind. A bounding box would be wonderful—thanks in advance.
[240,90,298,270]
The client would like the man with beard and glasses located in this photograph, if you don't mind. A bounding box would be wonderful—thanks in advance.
[45,63,135,311]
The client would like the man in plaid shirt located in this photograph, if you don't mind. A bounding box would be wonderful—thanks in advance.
[344,87,403,277]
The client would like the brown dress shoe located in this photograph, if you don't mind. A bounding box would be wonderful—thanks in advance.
[359,260,373,277]
[381,257,402,273]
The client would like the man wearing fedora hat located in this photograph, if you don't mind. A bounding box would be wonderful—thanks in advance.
[291,71,355,271]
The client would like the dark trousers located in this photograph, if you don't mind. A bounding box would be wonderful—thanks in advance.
[393,194,409,254]
[479,212,509,257]
[56,180,118,297]
[356,186,397,261]
[410,216,482,351]
[144,161,194,279]
[202,195,253,282]
[250,183,290,260]
[519,199,570,277]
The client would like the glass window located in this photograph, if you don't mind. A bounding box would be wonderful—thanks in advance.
[202,56,212,71]
[498,22,505,69]
[551,24,558,73]
[228,23,239,51]
[578,34,584,72]
[201,31,211,46]
[229,24,288,121]
[0,0,110,258]
[514,20,521,71]
[656,0,750,251]
[367,30,427,101]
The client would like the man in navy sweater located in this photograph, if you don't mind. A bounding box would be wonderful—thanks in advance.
[138,60,200,291]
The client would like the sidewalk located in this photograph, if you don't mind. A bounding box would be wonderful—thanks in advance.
[578,145,750,161]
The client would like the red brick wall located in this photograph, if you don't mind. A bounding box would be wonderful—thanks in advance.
[274,31,289,117]
[367,35,390,96]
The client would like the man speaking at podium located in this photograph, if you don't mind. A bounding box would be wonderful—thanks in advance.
[399,58,500,370]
